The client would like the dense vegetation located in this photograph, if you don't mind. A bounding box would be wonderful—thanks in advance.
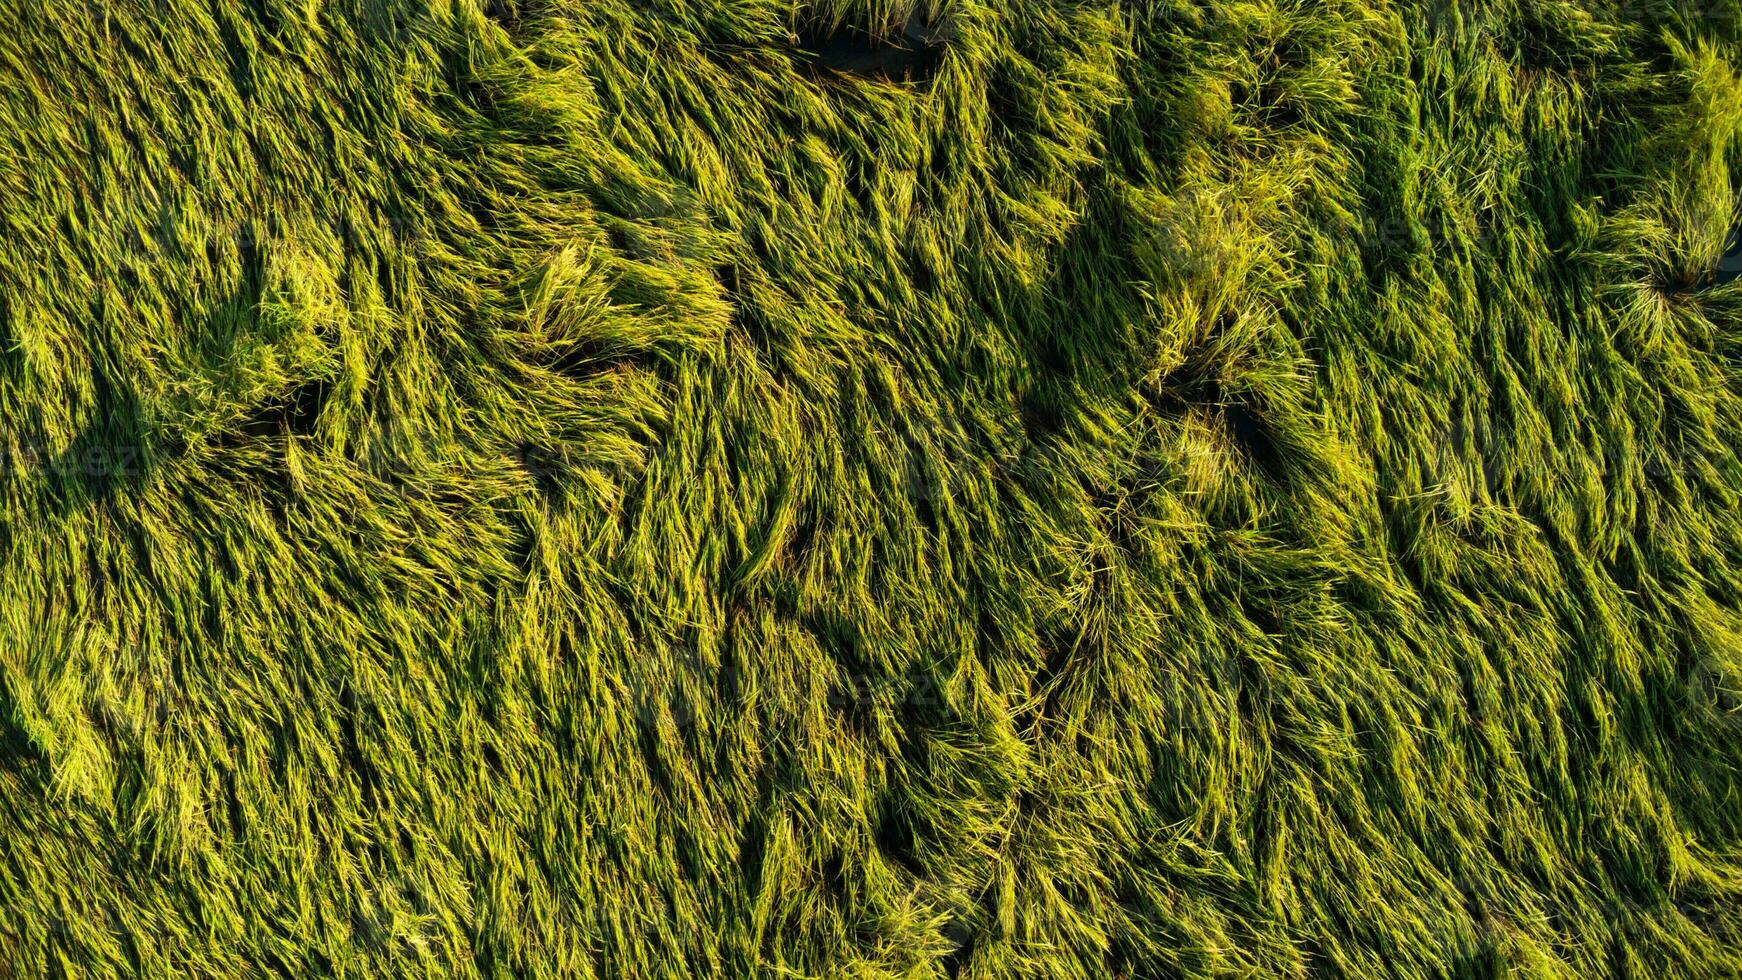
[4,0,1742,975]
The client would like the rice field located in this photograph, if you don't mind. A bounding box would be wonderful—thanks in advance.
[2,0,1742,976]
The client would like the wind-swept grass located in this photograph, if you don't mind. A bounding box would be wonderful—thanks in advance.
[2,0,1741,976]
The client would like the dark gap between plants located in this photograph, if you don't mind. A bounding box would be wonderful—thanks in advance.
[231,377,330,442]
[1149,365,1285,479]
[1667,223,1742,294]
[1711,226,1742,289]
[796,10,951,83]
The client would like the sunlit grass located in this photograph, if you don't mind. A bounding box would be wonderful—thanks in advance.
[2,0,1741,976]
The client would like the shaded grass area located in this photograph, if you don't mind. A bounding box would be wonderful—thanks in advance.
[797,8,953,82]
[3,0,1742,976]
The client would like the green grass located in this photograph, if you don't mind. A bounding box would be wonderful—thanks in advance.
[3,0,1742,975]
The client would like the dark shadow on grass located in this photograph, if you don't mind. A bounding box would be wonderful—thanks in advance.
[1147,362,1286,481]
[796,11,951,84]
[1714,229,1742,288]
[1644,216,1742,294]
[42,369,154,518]
[224,377,329,444]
